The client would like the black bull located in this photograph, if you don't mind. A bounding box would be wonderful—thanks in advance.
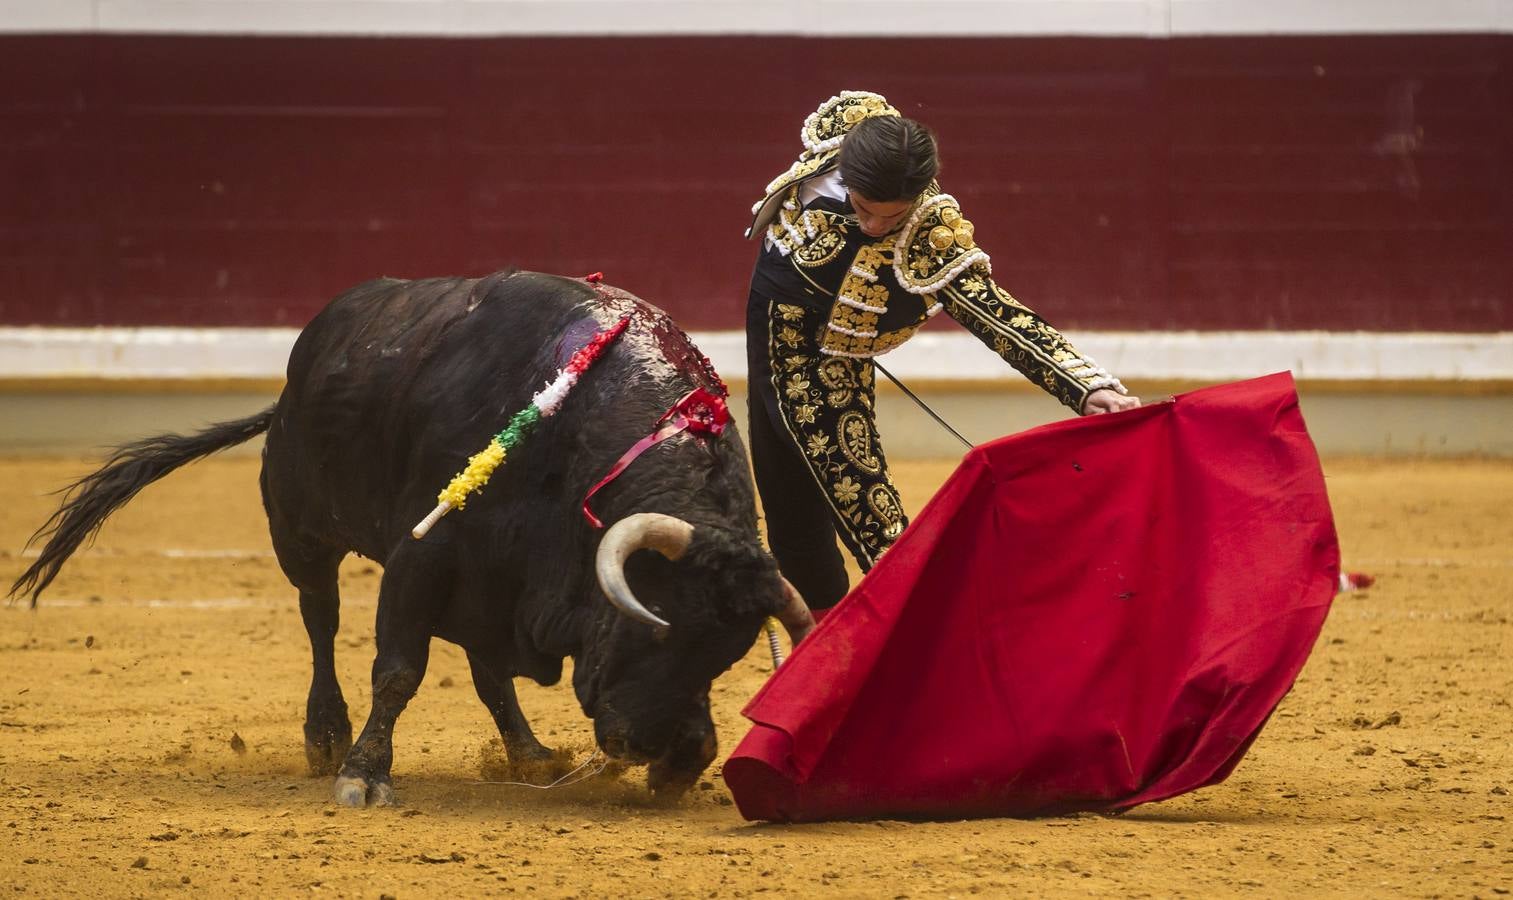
[10,270,813,806]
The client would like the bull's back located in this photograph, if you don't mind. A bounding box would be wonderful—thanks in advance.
[262,270,595,553]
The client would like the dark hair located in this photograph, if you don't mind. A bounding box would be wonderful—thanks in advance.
[838,116,940,203]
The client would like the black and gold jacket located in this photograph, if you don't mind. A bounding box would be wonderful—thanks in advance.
[747,91,1125,412]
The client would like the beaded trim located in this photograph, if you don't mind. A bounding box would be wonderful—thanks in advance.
[1066,352,1127,394]
[827,323,880,338]
[838,295,888,314]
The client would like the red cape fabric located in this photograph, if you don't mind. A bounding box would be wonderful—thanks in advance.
[724,373,1339,822]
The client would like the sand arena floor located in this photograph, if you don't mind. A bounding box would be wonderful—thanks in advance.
[0,454,1509,898]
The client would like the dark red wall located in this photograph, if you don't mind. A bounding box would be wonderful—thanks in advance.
[1,34,1508,330]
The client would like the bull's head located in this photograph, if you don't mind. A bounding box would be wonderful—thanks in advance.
[579,513,813,799]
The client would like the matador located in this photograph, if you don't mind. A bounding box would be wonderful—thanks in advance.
[745,90,1137,611]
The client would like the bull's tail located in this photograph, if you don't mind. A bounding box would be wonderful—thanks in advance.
[8,406,276,607]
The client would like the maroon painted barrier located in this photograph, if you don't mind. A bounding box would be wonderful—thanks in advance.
[1,34,1508,331]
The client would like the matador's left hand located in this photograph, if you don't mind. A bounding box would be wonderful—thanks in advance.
[1081,388,1141,416]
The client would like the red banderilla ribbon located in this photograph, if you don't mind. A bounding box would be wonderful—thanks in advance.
[582,388,729,528]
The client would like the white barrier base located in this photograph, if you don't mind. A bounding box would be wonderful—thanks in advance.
[3,327,1510,385]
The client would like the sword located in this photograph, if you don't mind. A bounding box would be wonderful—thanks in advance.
[873,360,974,451]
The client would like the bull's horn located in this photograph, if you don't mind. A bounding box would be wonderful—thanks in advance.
[594,513,695,634]
[775,576,816,645]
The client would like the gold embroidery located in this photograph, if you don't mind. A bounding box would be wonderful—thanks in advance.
[759,156,829,208]
[818,360,855,407]
[758,99,983,362]
[767,196,854,269]
[832,475,861,505]
[802,92,899,154]
[818,359,855,389]
[852,244,888,271]
[817,238,941,358]
[839,411,882,475]
[820,244,892,358]
[794,215,849,268]
[866,484,905,540]
[866,329,915,355]
[954,220,975,249]
[767,293,908,567]
[749,93,901,238]
[894,193,992,295]
[784,373,810,400]
[991,282,1028,311]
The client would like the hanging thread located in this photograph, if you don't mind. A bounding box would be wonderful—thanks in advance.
[475,750,611,790]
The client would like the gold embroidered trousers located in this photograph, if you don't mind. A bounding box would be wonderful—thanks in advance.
[746,292,908,607]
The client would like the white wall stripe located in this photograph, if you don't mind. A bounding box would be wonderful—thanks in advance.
[3,0,1511,36]
[2,327,1509,383]
[1,0,95,30]
[1169,0,1513,36]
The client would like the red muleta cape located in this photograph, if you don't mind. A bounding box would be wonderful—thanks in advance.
[724,373,1339,822]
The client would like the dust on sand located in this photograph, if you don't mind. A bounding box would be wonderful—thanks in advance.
[1,456,1509,897]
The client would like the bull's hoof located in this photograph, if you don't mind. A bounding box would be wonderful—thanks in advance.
[646,762,699,804]
[333,774,395,808]
[508,740,558,770]
[480,737,579,784]
[305,733,353,777]
[304,715,353,776]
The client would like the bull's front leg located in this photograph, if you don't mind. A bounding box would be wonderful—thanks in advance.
[466,650,554,768]
[333,547,441,808]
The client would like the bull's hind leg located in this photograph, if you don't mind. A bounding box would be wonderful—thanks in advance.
[270,538,353,776]
[467,650,554,767]
[333,542,443,807]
